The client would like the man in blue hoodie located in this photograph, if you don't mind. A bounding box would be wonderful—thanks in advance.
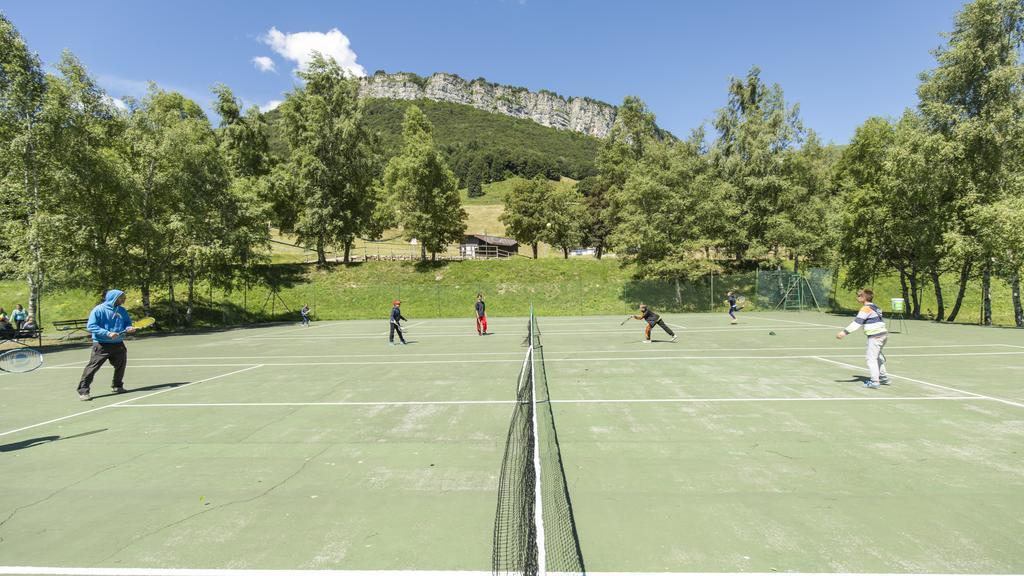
[77,289,136,401]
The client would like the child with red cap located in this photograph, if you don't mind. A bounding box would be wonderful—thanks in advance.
[389,299,408,345]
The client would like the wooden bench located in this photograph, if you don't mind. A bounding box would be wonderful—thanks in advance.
[53,318,90,340]
[1,327,42,347]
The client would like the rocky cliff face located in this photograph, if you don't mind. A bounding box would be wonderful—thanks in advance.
[359,72,616,138]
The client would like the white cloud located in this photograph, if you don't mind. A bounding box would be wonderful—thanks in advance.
[252,56,276,73]
[104,96,129,111]
[259,100,283,113]
[261,26,365,77]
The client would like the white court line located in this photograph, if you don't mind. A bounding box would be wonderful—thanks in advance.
[0,567,1019,576]
[665,322,688,330]
[43,359,88,368]
[811,356,1024,410]
[240,326,838,340]
[36,351,1024,370]
[754,316,840,329]
[117,343,1009,362]
[116,400,516,407]
[240,321,348,339]
[385,315,428,334]
[113,396,980,408]
[0,365,263,438]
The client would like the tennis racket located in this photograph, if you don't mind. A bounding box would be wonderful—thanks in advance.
[132,317,156,330]
[736,296,747,310]
[0,348,43,373]
[619,316,632,326]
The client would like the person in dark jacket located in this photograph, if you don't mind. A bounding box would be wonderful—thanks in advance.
[475,293,488,335]
[632,303,677,343]
[389,300,408,345]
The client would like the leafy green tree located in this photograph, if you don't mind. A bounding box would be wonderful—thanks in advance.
[711,66,804,260]
[277,54,385,264]
[837,112,959,318]
[383,105,466,261]
[576,176,611,259]
[466,156,485,198]
[609,135,732,277]
[540,183,586,258]
[973,195,1024,326]
[594,96,659,258]
[34,52,134,293]
[124,87,219,316]
[0,14,47,320]
[501,176,551,258]
[770,131,837,273]
[213,84,271,179]
[211,85,272,291]
[917,0,1024,323]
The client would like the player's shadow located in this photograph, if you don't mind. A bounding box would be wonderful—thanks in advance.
[835,375,869,384]
[0,428,107,453]
[88,381,188,400]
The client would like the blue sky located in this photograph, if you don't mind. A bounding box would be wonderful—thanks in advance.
[3,0,967,143]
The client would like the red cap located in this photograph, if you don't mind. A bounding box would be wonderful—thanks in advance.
[393,300,401,306]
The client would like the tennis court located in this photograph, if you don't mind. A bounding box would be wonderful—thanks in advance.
[1,311,1022,575]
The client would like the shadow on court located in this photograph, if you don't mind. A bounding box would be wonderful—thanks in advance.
[0,428,107,453]
[87,381,189,400]
[834,374,870,384]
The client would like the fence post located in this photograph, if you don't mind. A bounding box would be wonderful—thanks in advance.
[754,272,759,309]
[710,272,714,312]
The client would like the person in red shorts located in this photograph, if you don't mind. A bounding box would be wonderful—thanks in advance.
[475,293,488,335]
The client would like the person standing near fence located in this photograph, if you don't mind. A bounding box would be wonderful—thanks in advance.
[836,288,890,389]
[301,304,310,326]
[77,289,136,401]
[389,300,408,345]
[475,293,488,335]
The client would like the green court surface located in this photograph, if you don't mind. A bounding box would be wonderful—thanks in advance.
[1,312,1022,575]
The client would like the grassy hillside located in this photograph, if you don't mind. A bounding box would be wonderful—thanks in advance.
[361,99,599,177]
[266,99,601,181]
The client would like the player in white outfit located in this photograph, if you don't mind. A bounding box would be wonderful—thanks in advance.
[836,289,890,389]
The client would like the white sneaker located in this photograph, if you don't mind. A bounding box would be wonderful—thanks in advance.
[671,335,678,342]
[642,340,652,344]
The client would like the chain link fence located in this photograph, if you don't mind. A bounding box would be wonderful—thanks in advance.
[259,268,837,320]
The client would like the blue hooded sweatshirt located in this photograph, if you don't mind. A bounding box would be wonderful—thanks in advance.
[87,289,133,344]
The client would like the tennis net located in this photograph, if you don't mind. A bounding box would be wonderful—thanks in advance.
[493,309,585,576]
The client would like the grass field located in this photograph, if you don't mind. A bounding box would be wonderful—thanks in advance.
[1,311,1022,574]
